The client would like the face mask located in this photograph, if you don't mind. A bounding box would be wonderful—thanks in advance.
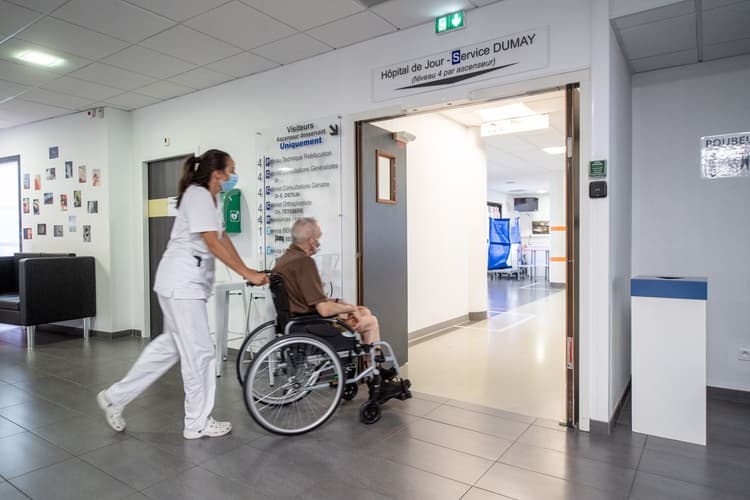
[221,172,238,192]
[311,238,321,255]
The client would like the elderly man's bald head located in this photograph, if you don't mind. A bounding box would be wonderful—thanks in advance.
[291,217,320,244]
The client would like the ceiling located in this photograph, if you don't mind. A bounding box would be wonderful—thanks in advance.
[611,0,750,73]
[0,0,499,129]
[440,89,566,195]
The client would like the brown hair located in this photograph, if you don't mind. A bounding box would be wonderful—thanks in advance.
[176,149,230,208]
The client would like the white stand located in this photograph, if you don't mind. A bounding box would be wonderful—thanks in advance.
[631,276,707,445]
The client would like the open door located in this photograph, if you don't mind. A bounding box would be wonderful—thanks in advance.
[356,122,408,365]
[565,83,581,427]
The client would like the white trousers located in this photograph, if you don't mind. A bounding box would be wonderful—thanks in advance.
[105,295,216,432]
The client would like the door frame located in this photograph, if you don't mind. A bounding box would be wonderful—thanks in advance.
[1,155,22,254]
[355,74,587,428]
[140,152,193,339]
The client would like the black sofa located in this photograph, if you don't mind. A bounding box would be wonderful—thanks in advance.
[0,253,96,348]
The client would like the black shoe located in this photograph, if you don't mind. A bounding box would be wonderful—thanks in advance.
[377,380,405,401]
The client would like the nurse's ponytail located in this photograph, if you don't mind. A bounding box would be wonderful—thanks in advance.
[176,149,230,208]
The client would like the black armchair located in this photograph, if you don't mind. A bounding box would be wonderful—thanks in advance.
[0,253,96,348]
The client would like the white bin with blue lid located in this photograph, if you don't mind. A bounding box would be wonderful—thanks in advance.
[631,276,708,445]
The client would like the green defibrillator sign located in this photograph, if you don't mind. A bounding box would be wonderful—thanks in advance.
[589,160,607,178]
[221,188,241,233]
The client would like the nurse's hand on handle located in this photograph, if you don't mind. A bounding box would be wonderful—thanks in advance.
[201,230,269,286]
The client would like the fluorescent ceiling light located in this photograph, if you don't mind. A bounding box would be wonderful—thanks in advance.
[537,190,548,194]
[480,114,549,137]
[543,146,566,155]
[16,50,64,67]
[476,103,534,121]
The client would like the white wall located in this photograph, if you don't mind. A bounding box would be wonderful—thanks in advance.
[608,27,633,417]
[0,111,117,332]
[632,54,750,392]
[376,114,487,332]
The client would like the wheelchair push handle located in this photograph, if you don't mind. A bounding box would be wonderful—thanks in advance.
[245,270,272,287]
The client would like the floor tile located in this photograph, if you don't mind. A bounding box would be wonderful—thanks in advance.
[476,463,616,500]
[0,481,27,500]
[0,431,71,478]
[16,376,100,414]
[80,439,193,490]
[372,433,494,484]
[517,425,644,469]
[0,415,25,439]
[388,395,442,417]
[424,404,531,440]
[0,398,84,430]
[461,488,515,500]
[0,382,35,409]
[499,442,636,496]
[141,466,269,500]
[31,414,129,455]
[126,426,245,465]
[10,457,134,500]
[444,399,536,423]
[201,444,322,498]
[629,471,747,500]
[398,418,513,460]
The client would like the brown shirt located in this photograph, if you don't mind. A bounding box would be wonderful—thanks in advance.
[272,244,328,315]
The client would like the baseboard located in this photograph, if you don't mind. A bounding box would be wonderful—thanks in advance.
[40,324,141,339]
[408,314,468,343]
[468,310,487,321]
[550,282,566,289]
[708,386,750,404]
[590,379,631,436]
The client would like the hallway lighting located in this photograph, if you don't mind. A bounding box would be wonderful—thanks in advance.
[480,114,549,137]
[543,146,566,155]
[15,50,64,67]
[476,103,534,121]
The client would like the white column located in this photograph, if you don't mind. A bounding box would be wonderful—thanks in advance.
[467,128,488,317]
[549,171,566,284]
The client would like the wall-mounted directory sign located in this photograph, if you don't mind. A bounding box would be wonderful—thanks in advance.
[373,27,548,102]
[701,131,750,179]
[256,117,343,297]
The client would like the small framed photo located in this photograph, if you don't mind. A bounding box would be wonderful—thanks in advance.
[78,165,87,183]
[53,225,63,237]
[33,199,39,215]
[23,174,30,189]
[49,146,58,159]
[23,228,32,240]
[46,167,56,180]
[74,190,81,207]
[60,194,68,211]
[37,223,46,236]
[34,175,41,190]
[44,192,53,205]
[83,225,91,242]
[22,198,29,214]
[87,200,98,214]
[65,161,73,179]
[68,215,77,232]
[92,168,101,187]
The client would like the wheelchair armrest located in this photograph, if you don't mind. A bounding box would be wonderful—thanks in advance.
[285,315,355,335]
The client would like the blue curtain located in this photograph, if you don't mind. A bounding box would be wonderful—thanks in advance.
[488,218,511,270]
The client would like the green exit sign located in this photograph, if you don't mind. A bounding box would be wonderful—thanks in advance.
[436,11,465,34]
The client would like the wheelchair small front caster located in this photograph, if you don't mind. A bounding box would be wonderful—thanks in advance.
[343,383,358,401]
[359,400,381,424]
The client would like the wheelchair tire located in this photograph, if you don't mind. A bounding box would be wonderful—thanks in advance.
[359,400,381,424]
[342,383,358,401]
[236,320,277,386]
[244,333,343,435]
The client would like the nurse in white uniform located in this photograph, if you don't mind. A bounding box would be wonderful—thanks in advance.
[96,149,268,439]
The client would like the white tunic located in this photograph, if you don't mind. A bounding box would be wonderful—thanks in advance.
[154,184,224,299]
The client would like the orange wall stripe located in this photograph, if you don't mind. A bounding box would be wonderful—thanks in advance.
[550,226,566,232]
[550,256,567,262]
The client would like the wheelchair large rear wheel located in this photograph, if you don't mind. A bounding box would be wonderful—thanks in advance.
[244,333,343,435]
[236,320,277,386]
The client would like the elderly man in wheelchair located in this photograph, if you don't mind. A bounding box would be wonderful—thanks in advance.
[237,217,411,435]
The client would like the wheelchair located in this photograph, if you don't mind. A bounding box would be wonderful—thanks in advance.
[236,275,412,435]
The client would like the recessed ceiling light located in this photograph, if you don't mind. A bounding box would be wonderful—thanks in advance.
[476,103,534,121]
[480,114,549,137]
[15,50,64,67]
[537,190,548,194]
[543,146,566,155]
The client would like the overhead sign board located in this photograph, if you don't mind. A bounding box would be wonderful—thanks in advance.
[373,27,548,102]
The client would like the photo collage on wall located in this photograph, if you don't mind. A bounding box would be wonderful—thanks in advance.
[21,145,101,244]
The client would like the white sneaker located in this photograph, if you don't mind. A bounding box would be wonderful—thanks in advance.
[183,417,232,439]
[96,391,126,432]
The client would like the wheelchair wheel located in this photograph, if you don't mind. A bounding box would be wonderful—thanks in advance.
[342,383,358,401]
[359,400,381,424]
[236,320,277,386]
[244,333,343,435]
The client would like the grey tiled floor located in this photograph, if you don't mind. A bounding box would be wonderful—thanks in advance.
[0,330,749,499]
